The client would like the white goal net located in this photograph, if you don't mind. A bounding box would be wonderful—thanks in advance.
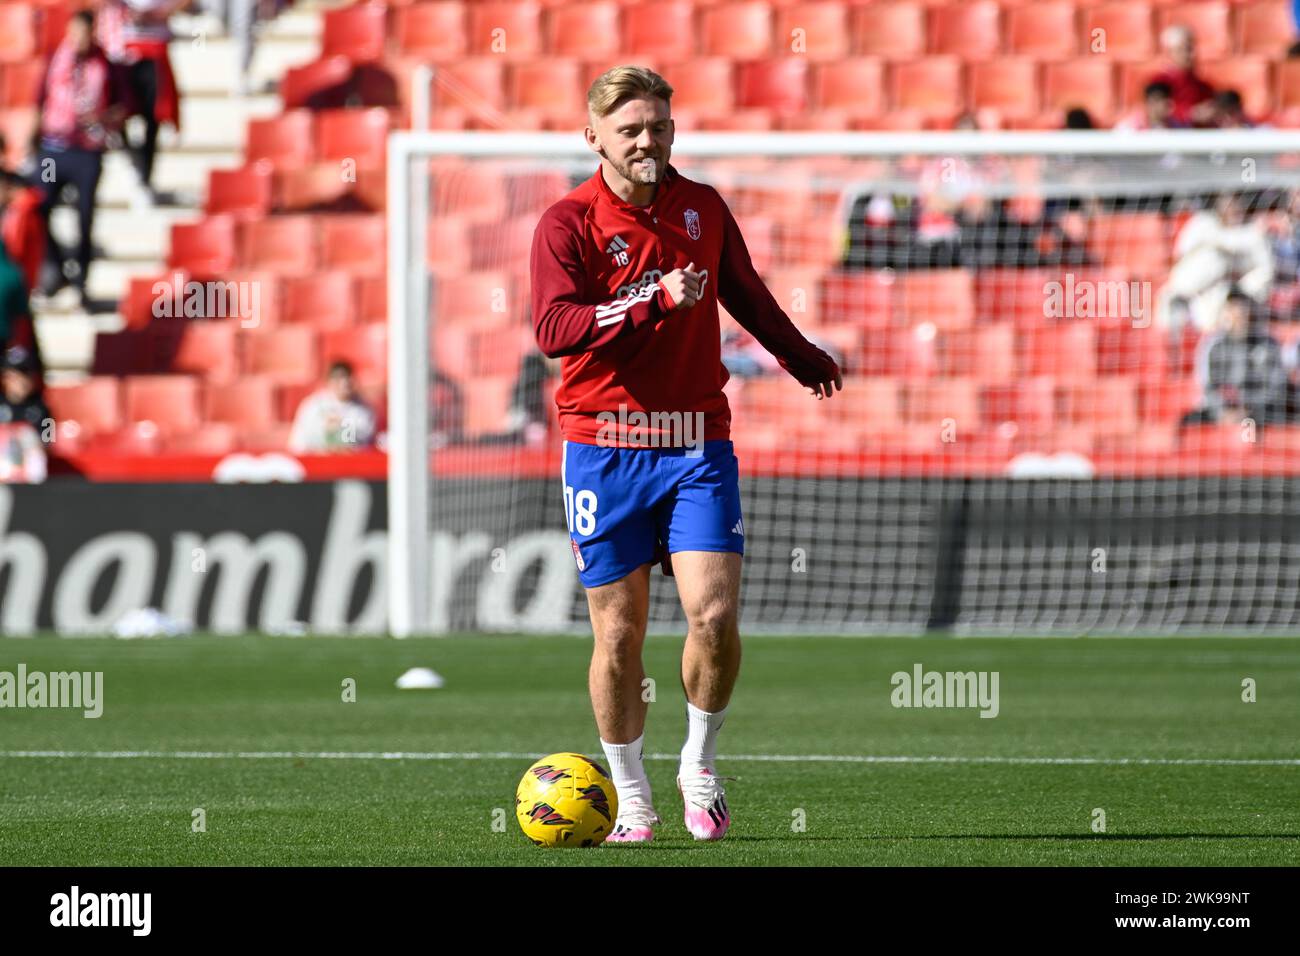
[387,130,1300,637]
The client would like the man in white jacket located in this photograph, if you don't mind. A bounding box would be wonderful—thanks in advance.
[288,361,376,453]
[1157,192,1273,334]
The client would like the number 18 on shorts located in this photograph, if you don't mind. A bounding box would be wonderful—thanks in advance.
[561,439,745,589]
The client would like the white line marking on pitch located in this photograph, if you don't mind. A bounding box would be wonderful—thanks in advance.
[0,751,1297,766]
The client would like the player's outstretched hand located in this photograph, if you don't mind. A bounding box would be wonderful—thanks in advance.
[807,368,843,401]
[660,261,702,311]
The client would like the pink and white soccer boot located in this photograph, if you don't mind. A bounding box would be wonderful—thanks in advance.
[604,798,661,843]
[677,767,732,841]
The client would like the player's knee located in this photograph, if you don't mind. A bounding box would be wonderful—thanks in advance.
[592,621,646,661]
[686,601,738,645]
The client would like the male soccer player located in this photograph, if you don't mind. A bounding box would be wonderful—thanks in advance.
[529,66,841,842]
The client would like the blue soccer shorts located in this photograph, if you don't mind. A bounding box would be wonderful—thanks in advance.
[560,438,745,589]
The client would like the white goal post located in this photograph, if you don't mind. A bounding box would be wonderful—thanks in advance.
[388,129,1300,638]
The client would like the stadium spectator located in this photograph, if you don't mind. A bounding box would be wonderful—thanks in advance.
[0,238,42,392]
[111,0,188,208]
[1063,108,1095,130]
[0,169,45,293]
[1116,81,1188,131]
[1182,290,1290,426]
[1148,25,1216,127]
[205,0,279,97]
[1207,90,1259,129]
[35,11,123,302]
[0,346,51,483]
[288,360,377,452]
[1156,192,1274,333]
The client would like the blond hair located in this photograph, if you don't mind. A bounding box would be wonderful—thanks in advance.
[587,66,673,121]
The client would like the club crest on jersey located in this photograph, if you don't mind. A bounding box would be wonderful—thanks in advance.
[684,208,701,240]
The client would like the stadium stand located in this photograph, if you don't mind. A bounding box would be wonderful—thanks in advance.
[3,0,1299,469]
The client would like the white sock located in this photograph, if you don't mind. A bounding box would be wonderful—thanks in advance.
[680,701,727,775]
[601,734,652,808]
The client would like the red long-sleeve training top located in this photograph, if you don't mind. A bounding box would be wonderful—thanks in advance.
[529,162,839,446]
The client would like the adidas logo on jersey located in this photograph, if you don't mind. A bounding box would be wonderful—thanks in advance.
[731,518,744,536]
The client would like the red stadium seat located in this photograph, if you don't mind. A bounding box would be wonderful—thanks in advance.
[243,326,321,385]
[204,378,278,429]
[900,379,981,428]
[970,59,1041,121]
[622,0,694,62]
[1200,58,1274,120]
[434,58,509,114]
[1043,58,1116,124]
[0,60,42,108]
[467,215,536,272]
[432,271,513,325]
[1007,1,1079,61]
[119,272,189,331]
[818,271,894,327]
[701,2,773,59]
[461,374,516,437]
[510,59,585,119]
[1140,379,1202,422]
[45,378,122,438]
[1083,4,1156,62]
[282,273,357,330]
[1056,378,1139,436]
[394,3,468,61]
[0,6,36,63]
[899,271,975,330]
[929,1,1003,62]
[1020,322,1096,380]
[168,217,237,276]
[775,3,851,61]
[1086,212,1169,276]
[322,325,388,387]
[1238,1,1294,58]
[981,377,1056,431]
[163,423,238,455]
[1278,60,1300,111]
[812,58,885,118]
[666,59,736,115]
[467,2,544,60]
[321,3,387,63]
[206,164,273,220]
[246,111,315,171]
[1096,324,1167,380]
[240,216,318,275]
[319,214,386,275]
[546,2,621,59]
[279,56,353,111]
[276,164,354,211]
[736,59,809,115]
[976,269,1060,327]
[1158,2,1231,62]
[891,58,964,120]
[936,324,1018,380]
[123,375,202,437]
[851,2,926,61]
[315,108,390,168]
[149,321,240,382]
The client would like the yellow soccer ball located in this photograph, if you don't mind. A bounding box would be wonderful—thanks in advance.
[515,752,619,848]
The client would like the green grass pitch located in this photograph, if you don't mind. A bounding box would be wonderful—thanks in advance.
[1,635,1297,866]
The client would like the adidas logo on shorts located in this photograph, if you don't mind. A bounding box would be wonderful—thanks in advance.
[731,518,744,536]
